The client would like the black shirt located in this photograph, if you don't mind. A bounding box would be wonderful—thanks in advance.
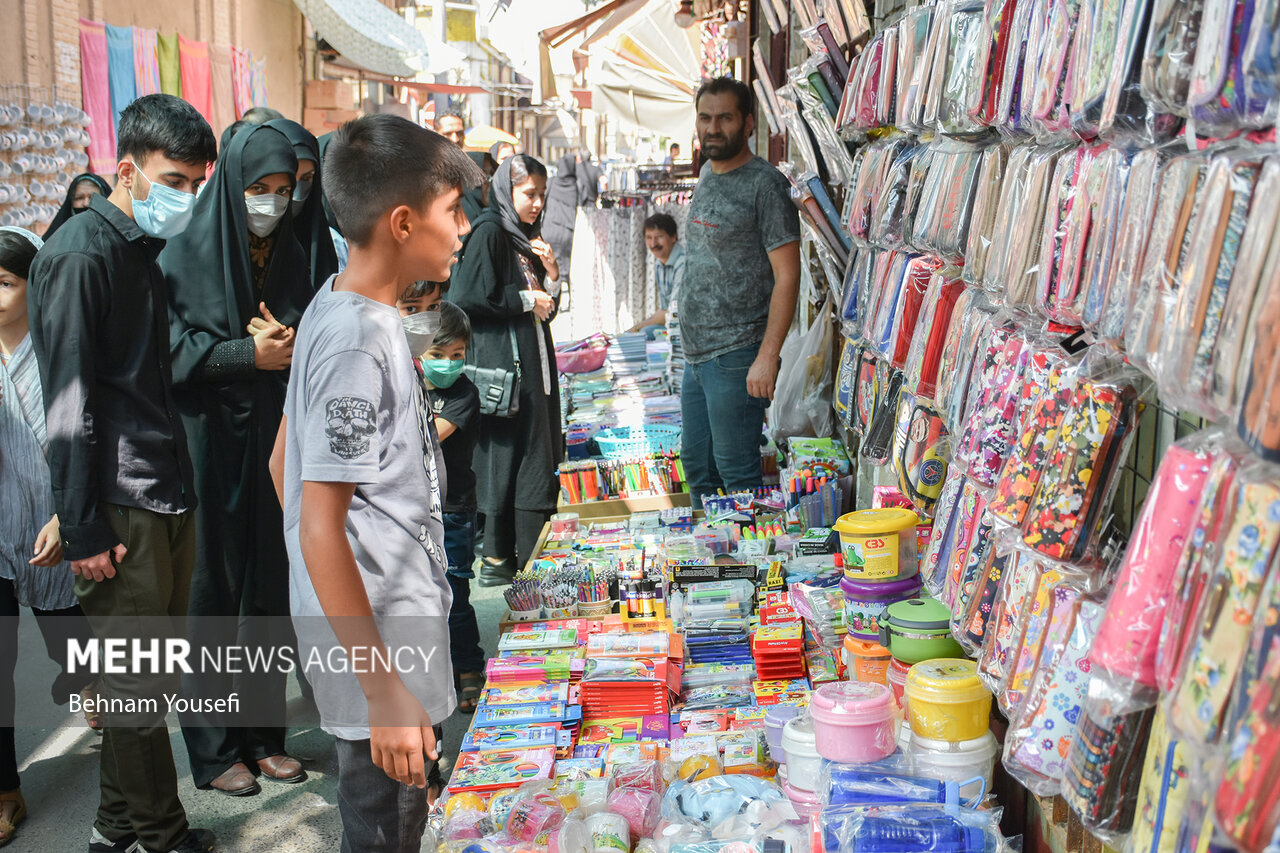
[27,194,195,561]
[429,375,479,513]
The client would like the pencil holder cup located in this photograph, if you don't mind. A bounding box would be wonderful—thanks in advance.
[543,604,579,620]
[509,607,542,622]
[578,599,613,618]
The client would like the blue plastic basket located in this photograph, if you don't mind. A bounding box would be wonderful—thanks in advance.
[593,425,682,459]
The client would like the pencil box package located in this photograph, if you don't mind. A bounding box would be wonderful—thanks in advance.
[935,293,997,433]
[891,392,951,510]
[977,546,1041,694]
[962,142,1010,287]
[1096,148,1165,347]
[902,271,966,402]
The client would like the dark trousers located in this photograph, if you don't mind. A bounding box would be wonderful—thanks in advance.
[680,343,770,509]
[0,578,95,791]
[76,504,195,853]
[443,511,484,675]
[482,507,552,569]
[335,730,442,853]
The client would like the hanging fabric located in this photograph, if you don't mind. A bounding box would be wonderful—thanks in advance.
[79,18,117,176]
[105,24,136,136]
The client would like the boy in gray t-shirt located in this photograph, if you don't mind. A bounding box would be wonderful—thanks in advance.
[270,115,480,850]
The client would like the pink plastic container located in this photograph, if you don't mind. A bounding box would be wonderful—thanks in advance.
[782,780,822,819]
[809,681,898,764]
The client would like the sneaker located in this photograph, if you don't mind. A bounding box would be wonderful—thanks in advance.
[151,828,217,853]
[88,828,140,853]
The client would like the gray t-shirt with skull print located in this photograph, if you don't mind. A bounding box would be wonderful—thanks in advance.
[283,276,455,740]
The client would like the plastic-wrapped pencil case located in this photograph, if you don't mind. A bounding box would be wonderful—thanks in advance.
[1096,147,1165,347]
[937,1,990,135]
[951,532,1018,655]
[1062,676,1157,843]
[1213,545,1280,853]
[853,347,883,437]
[935,294,997,433]
[1088,430,1224,690]
[1165,458,1280,750]
[1188,0,1280,134]
[962,143,1010,287]
[895,5,938,134]
[1234,198,1280,463]
[1019,358,1149,568]
[1034,143,1108,324]
[1000,564,1071,715]
[987,353,1083,530]
[862,367,906,467]
[1154,442,1247,695]
[1141,0,1208,114]
[946,508,997,625]
[835,336,860,432]
[922,474,987,600]
[1079,151,1133,333]
[1157,151,1266,418]
[903,271,966,402]
[979,143,1035,295]
[997,144,1072,313]
[840,247,874,333]
[954,324,1039,488]
[994,0,1037,133]
[1210,156,1280,419]
[1123,150,1209,377]
[1027,0,1088,137]
[892,392,951,510]
[974,548,1039,695]
[1004,595,1102,796]
[870,141,926,250]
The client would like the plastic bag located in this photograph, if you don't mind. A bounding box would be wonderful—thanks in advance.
[962,143,1010,287]
[770,300,834,443]
[1236,222,1280,463]
[976,552,1044,696]
[1099,0,1184,143]
[825,803,1005,853]
[1096,147,1165,347]
[1078,150,1132,332]
[951,534,1015,655]
[903,271,966,402]
[896,5,939,134]
[1002,564,1071,714]
[937,1,992,136]
[891,392,952,510]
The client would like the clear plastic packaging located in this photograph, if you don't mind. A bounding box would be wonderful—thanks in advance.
[976,550,1041,695]
[937,2,990,136]
[1000,144,1071,313]
[1099,0,1184,144]
[1210,156,1280,418]
[1087,428,1223,690]
[953,327,1035,488]
[1061,674,1158,843]
[1141,0,1207,115]
[962,143,1010,286]
[935,297,998,433]
[896,5,939,134]
[1128,706,1196,853]
[1003,597,1103,796]
[1235,218,1280,463]
[825,803,1005,853]
[1078,149,1132,332]
[1001,564,1070,714]
[920,468,969,596]
[891,393,952,510]
[1158,151,1265,418]
[1096,147,1165,347]
[903,271,966,402]
[821,762,979,809]
[946,510,998,632]
[1165,458,1280,750]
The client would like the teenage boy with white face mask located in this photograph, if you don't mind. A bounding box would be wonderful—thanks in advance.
[26,94,219,853]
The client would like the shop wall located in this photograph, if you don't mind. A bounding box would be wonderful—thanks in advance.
[4,0,304,127]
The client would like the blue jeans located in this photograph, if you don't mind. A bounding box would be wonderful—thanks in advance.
[680,343,769,509]
[443,511,485,675]
[335,730,443,853]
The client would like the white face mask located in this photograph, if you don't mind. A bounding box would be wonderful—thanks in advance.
[402,310,441,356]
[130,162,197,239]
[245,193,288,237]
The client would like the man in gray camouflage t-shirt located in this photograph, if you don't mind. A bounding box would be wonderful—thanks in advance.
[680,77,801,509]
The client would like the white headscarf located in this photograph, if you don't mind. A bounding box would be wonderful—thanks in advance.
[0,225,43,249]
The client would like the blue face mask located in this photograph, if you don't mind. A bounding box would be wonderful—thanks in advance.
[130,162,197,239]
[421,357,465,388]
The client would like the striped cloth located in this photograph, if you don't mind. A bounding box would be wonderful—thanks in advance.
[133,27,161,96]
[0,337,77,610]
[78,18,117,176]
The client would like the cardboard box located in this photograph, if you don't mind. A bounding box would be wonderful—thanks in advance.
[558,491,691,520]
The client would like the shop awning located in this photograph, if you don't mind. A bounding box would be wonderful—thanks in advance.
[540,0,647,49]
[294,0,465,78]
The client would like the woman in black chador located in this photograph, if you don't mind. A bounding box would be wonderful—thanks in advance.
[266,118,338,291]
[158,123,312,797]
[449,154,563,586]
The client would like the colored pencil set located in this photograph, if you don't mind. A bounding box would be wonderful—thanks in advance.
[557,454,687,504]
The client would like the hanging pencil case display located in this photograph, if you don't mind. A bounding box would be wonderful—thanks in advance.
[840,248,872,333]
[1027,0,1089,137]
[843,29,894,132]
[935,294,997,433]
[1165,461,1280,749]
[1124,150,1209,377]
[977,551,1042,695]
[912,139,987,264]
[922,474,988,599]
[1001,564,1071,714]
[1153,443,1246,695]
[956,544,1028,655]
[1128,705,1195,853]
[920,467,967,591]
[1141,0,1208,114]
[835,336,860,432]
[987,355,1084,531]
[1078,151,1132,332]
[1087,431,1221,690]
[994,0,1038,133]
[1096,148,1165,347]
[954,323,1041,488]
[945,508,998,623]
[1190,0,1280,134]
[942,484,993,609]
[1214,555,1280,853]
[1156,152,1265,417]
[937,1,990,135]
[1039,145,1124,327]
[967,0,1014,126]
[862,367,905,466]
[1236,232,1280,463]
[903,271,966,401]
[852,347,883,438]
[895,5,938,134]
[889,256,942,369]
[1019,360,1148,567]
[962,143,1009,287]
[1210,157,1280,419]
[1063,677,1157,842]
[1004,595,1103,796]
[891,393,951,509]
[870,142,925,250]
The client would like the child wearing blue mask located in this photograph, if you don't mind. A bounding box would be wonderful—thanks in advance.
[418,302,484,713]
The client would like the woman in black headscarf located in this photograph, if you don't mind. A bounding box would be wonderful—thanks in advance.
[541,151,601,276]
[42,173,111,239]
[158,123,312,797]
[460,141,517,226]
[266,118,338,290]
[449,154,563,585]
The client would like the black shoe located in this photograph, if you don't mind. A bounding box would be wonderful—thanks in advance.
[88,828,139,853]
[477,558,516,587]
[154,828,217,853]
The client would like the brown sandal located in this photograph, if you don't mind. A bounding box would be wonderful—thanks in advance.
[0,790,27,847]
[457,671,484,714]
